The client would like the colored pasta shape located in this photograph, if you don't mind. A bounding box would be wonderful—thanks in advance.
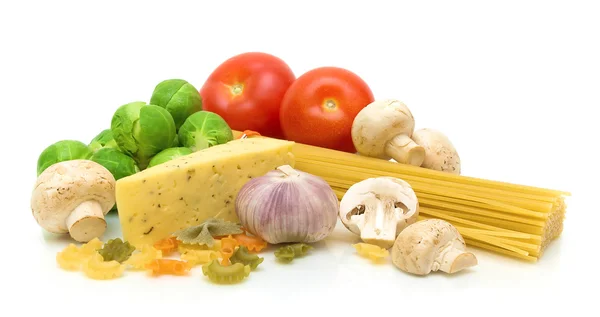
[82,252,126,280]
[178,242,208,254]
[145,259,191,276]
[221,235,240,250]
[56,244,86,271]
[274,243,313,263]
[352,243,389,261]
[180,250,219,266]
[79,238,104,256]
[230,245,264,270]
[232,233,268,252]
[98,238,136,263]
[153,236,179,256]
[56,238,104,271]
[124,245,163,270]
[202,260,251,284]
[219,235,240,265]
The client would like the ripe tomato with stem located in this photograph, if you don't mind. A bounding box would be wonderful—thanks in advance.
[279,67,375,153]
[200,52,296,139]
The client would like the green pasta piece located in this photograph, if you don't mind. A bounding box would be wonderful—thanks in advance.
[230,245,264,270]
[173,218,243,247]
[291,243,313,256]
[201,260,251,284]
[274,243,313,263]
[274,246,296,263]
[98,238,136,263]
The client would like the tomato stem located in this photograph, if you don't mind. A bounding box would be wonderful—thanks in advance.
[323,99,337,111]
[231,83,244,96]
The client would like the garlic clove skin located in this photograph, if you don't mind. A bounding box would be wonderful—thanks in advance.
[235,165,339,244]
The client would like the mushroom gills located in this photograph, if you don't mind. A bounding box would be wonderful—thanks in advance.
[358,196,400,249]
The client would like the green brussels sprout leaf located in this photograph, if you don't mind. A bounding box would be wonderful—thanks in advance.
[178,111,233,152]
[111,101,177,169]
[89,129,119,152]
[148,147,193,168]
[37,140,93,176]
[90,148,140,180]
[150,79,203,129]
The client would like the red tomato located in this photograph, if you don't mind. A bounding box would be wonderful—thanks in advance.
[200,52,296,139]
[279,67,374,153]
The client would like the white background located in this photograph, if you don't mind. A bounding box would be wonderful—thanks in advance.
[1,1,598,316]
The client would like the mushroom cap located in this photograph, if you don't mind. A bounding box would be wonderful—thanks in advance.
[339,177,419,237]
[411,128,461,174]
[391,219,466,275]
[351,99,416,159]
[31,160,116,234]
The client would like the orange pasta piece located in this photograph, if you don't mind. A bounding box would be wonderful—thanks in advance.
[153,236,178,256]
[221,235,239,249]
[232,233,268,252]
[145,259,191,276]
[219,235,239,266]
[236,130,261,139]
[220,248,234,266]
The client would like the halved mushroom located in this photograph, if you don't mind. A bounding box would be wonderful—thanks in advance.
[339,177,419,249]
[391,219,478,275]
[352,99,425,166]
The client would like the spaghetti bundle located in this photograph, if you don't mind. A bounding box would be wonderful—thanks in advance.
[291,143,568,262]
[233,131,569,262]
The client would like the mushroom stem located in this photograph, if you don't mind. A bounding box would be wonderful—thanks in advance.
[385,134,425,166]
[65,200,107,242]
[438,247,478,274]
[360,197,397,249]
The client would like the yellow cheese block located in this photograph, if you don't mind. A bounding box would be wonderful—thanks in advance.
[115,138,295,247]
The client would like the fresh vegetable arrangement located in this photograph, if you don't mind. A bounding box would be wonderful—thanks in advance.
[31,50,570,284]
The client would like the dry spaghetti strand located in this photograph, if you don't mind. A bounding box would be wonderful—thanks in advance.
[231,131,569,262]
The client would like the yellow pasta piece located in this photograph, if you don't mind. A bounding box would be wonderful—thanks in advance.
[56,244,85,271]
[79,238,104,256]
[352,243,389,262]
[56,238,104,271]
[124,245,163,270]
[180,250,220,266]
[178,240,222,253]
[82,252,126,280]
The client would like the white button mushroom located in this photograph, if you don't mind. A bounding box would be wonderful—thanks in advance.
[391,219,478,275]
[411,128,461,174]
[351,99,425,166]
[31,160,116,242]
[339,177,419,249]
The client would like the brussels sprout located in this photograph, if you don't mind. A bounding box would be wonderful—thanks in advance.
[178,111,233,151]
[111,101,177,169]
[37,140,93,175]
[150,79,203,129]
[89,129,119,152]
[90,148,140,180]
[148,147,194,168]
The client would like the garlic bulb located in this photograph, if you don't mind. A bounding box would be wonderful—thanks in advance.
[235,165,339,244]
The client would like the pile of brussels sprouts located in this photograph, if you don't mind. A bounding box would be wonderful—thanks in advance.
[36,78,234,193]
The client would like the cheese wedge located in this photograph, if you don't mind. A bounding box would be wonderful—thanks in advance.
[115,138,295,247]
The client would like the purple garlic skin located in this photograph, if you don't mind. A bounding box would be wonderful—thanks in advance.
[235,166,339,244]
